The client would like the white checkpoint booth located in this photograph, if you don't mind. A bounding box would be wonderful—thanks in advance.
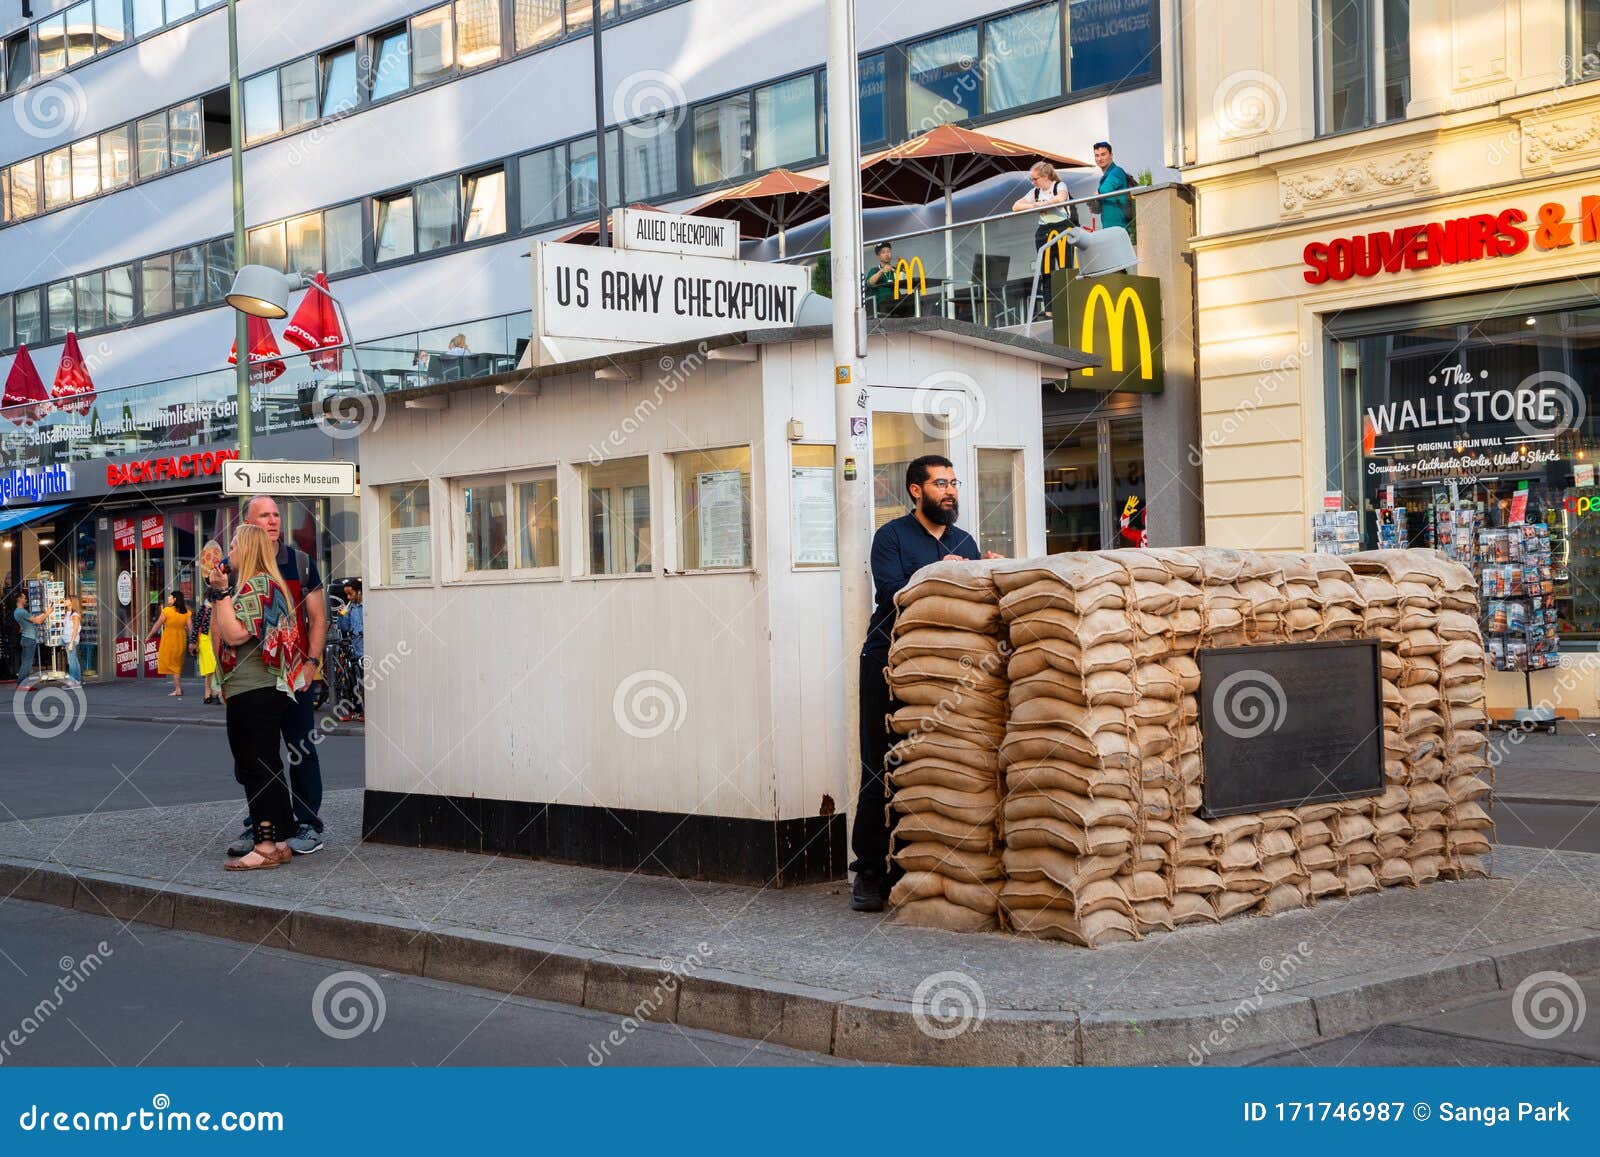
[356,247,1095,884]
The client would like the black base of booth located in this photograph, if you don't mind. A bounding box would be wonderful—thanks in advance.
[362,790,848,887]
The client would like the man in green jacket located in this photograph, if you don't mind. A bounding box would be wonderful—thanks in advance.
[1093,141,1135,241]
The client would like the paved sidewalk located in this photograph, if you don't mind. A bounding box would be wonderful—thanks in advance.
[1487,722,1600,804]
[5,676,363,736]
[3,790,1599,1064]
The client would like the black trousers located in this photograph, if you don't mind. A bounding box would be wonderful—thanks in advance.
[226,688,294,845]
[849,650,896,877]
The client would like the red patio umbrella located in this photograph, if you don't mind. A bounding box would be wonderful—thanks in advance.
[282,273,344,372]
[50,332,96,416]
[687,169,882,257]
[3,345,49,425]
[229,314,287,384]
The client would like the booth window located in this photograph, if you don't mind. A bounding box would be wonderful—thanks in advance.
[976,448,1023,558]
[585,456,652,575]
[460,479,510,572]
[518,473,560,571]
[673,446,752,571]
[790,444,838,568]
[382,483,433,585]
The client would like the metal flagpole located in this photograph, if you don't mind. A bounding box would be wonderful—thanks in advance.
[826,0,871,872]
[592,0,609,246]
[227,0,252,460]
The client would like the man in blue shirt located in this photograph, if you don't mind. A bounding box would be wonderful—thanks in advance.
[1093,140,1135,240]
[852,454,995,912]
[12,592,47,687]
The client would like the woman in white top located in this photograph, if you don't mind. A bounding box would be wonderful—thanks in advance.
[1012,160,1074,273]
[63,596,83,684]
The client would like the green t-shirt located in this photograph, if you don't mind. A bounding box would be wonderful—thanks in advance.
[221,641,275,696]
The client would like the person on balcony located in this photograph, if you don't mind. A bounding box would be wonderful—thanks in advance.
[1092,141,1135,241]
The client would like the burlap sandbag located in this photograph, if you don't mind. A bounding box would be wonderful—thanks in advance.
[894,810,996,852]
[888,757,995,796]
[893,840,1002,882]
[892,783,1000,826]
[1004,904,1138,947]
[896,559,1004,605]
[1005,815,1135,858]
[889,679,1008,718]
[890,627,1003,664]
[892,595,1002,636]
[999,577,1126,618]
[1259,883,1311,915]
[1212,891,1263,919]
[1005,760,1138,800]
[1001,791,1138,830]
[1008,607,1135,649]
[892,897,998,933]
[1001,847,1126,889]
[1007,638,1135,678]
[890,732,1001,773]
[1001,727,1136,769]
[1009,668,1137,708]
[993,554,1129,594]
[889,704,1005,743]
[887,653,1008,695]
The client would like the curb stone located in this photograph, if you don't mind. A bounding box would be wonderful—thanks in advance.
[1496,793,1600,807]
[4,855,1600,1065]
[94,711,363,737]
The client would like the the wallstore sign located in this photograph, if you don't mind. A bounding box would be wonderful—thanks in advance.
[106,449,240,487]
[1302,193,1600,284]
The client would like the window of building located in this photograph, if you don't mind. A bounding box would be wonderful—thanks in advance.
[132,0,164,37]
[370,26,410,100]
[515,0,564,51]
[383,482,433,584]
[69,137,99,201]
[286,211,324,272]
[1577,1,1600,79]
[47,280,74,340]
[460,478,510,572]
[324,202,364,272]
[248,222,288,271]
[986,3,1062,111]
[141,253,173,316]
[168,100,203,166]
[243,71,282,142]
[167,0,198,21]
[95,0,127,47]
[517,472,560,571]
[99,125,132,189]
[137,113,169,176]
[692,95,751,186]
[172,244,205,310]
[461,167,506,241]
[1317,0,1409,134]
[280,57,318,130]
[975,447,1023,558]
[568,131,619,213]
[201,90,231,155]
[412,5,455,85]
[620,115,676,202]
[0,298,11,350]
[1068,0,1154,92]
[674,447,752,570]
[64,1,97,67]
[415,175,460,252]
[4,33,30,92]
[857,53,887,146]
[906,25,980,130]
[565,0,598,33]
[754,75,817,170]
[13,288,42,346]
[455,0,502,69]
[75,270,105,331]
[42,147,71,211]
[204,236,234,302]
[375,192,416,262]
[105,264,136,325]
[10,160,38,219]
[585,456,652,575]
[320,44,359,117]
[37,15,66,76]
[518,144,566,227]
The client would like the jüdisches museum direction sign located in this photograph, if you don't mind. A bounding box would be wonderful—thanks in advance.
[537,242,812,346]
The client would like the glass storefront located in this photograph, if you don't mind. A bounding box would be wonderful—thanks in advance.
[1043,391,1147,551]
[1331,299,1600,640]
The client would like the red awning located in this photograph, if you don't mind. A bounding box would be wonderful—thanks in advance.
[3,344,49,425]
[282,273,344,371]
[229,315,288,384]
[50,332,96,416]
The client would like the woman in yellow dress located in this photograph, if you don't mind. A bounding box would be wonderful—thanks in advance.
[148,590,192,697]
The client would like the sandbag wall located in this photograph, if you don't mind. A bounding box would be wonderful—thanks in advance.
[881,547,1493,947]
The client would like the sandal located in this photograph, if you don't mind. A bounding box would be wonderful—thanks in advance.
[224,845,288,871]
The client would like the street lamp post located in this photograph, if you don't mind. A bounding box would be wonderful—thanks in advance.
[591,0,609,246]
[226,0,251,460]
[825,0,871,866]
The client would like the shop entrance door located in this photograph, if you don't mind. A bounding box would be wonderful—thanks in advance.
[108,513,171,678]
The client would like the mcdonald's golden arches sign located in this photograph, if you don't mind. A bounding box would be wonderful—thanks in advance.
[892,256,926,299]
[1053,272,1164,394]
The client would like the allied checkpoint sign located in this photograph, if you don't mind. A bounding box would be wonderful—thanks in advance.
[611,206,740,259]
[534,242,812,348]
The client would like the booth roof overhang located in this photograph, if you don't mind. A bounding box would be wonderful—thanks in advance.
[319,316,1103,417]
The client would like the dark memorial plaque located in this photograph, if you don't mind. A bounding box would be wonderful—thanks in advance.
[1199,640,1384,818]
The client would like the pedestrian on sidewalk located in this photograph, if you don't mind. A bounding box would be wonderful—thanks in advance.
[62,596,83,684]
[225,496,329,858]
[337,579,365,721]
[190,598,221,704]
[12,592,46,688]
[207,524,315,871]
[849,455,1003,912]
[148,591,191,697]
